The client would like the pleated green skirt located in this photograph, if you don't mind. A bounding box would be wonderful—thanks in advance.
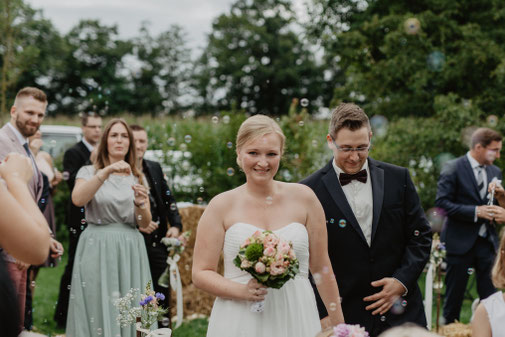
[66,223,153,337]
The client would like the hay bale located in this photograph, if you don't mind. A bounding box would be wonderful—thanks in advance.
[169,205,224,318]
[438,322,472,337]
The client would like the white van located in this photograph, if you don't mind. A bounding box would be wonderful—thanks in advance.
[40,125,82,158]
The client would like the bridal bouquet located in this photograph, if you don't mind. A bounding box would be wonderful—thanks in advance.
[114,281,171,336]
[234,230,299,312]
[331,323,369,337]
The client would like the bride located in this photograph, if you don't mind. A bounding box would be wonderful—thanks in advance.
[192,115,345,337]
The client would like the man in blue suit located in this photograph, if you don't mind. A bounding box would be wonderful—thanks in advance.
[436,127,503,324]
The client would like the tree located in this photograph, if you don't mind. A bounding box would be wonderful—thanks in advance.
[129,22,192,115]
[194,0,328,115]
[0,0,42,118]
[306,0,505,119]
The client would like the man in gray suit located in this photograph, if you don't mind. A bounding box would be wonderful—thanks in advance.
[0,87,63,333]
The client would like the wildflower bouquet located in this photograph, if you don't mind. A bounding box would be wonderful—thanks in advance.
[233,230,299,312]
[114,281,170,336]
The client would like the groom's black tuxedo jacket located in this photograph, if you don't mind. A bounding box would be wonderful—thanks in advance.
[301,158,431,334]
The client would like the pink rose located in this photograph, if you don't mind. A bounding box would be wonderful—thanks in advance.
[263,246,276,257]
[241,259,252,268]
[288,249,296,259]
[252,230,262,239]
[270,260,286,275]
[263,234,279,247]
[254,262,266,273]
[277,241,290,255]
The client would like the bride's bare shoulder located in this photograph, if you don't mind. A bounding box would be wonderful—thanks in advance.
[207,185,243,209]
[279,181,316,200]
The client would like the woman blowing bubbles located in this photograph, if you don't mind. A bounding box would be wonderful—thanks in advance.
[192,115,344,337]
[66,119,153,337]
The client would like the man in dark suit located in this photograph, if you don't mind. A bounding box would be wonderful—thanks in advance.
[0,87,63,334]
[54,113,102,327]
[301,103,431,336]
[132,125,183,327]
[435,127,503,324]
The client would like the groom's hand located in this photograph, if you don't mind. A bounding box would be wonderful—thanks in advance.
[363,277,405,315]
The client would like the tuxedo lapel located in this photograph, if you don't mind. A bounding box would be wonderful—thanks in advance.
[462,156,482,200]
[369,159,384,243]
[321,161,368,244]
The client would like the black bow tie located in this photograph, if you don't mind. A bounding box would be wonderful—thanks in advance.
[339,169,367,186]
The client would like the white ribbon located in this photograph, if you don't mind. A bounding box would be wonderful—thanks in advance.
[424,263,434,329]
[136,322,172,336]
[167,255,183,328]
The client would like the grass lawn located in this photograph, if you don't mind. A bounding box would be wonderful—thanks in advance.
[30,253,475,336]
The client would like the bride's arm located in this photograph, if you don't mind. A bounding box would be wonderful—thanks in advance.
[304,185,345,326]
[192,194,265,301]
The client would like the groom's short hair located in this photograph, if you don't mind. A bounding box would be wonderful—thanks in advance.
[329,103,370,138]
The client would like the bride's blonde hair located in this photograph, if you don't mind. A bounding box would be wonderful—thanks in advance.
[235,115,285,167]
[492,227,505,289]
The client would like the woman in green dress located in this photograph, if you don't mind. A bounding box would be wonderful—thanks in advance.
[66,118,153,337]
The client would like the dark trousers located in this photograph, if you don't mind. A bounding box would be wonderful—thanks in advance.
[53,228,82,327]
[443,236,496,323]
[145,243,171,327]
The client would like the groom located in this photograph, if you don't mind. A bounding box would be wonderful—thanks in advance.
[301,103,431,336]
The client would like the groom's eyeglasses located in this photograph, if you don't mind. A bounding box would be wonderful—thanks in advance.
[331,138,371,154]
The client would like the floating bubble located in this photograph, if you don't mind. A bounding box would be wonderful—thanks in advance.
[426,207,447,232]
[179,143,187,151]
[298,121,305,127]
[329,302,338,311]
[111,291,120,299]
[31,281,36,288]
[80,208,85,213]
[413,230,420,236]
[266,196,273,205]
[404,18,421,35]
[467,267,475,275]
[50,139,57,147]
[184,135,192,143]
[427,51,445,72]
[81,219,87,225]
[212,116,219,124]
[223,115,230,124]
[167,137,176,146]
[461,126,479,148]
[312,140,318,148]
[62,171,70,180]
[88,238,94,245]
[197,197,204,204]
[185,264,190,271]
[370,115,389,138]
[137,215,142,221]
[152,242,157,248]
[329,218,335,224]
[226,167,235,176]
[166,190,171,196]
[380,315,386,322]
[40,198,46,204]
[300,98,309,107]
[81,281,86,288]
[97,328,102,335]
[97,219,102,224]
[226,141,233,149]
[161,317,170,327]
[80,225,84,230]
[199,186,205,193]
[90,317,95,323]
[338,220,346,228]
[391,298,406,315]
[313,272,322,285]
[487,115,498,127]
[434,153,455,171]
[170,203,177,211]
[402,300,407,307]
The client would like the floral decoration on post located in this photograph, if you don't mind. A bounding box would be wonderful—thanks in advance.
[430,232,446,332]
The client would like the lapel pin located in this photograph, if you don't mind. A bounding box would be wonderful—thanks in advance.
[338,219,347,228]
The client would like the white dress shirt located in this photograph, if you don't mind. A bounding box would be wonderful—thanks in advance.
[332,159,374,246]
[467,152,488,236]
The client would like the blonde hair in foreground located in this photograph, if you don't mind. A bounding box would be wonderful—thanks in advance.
[235,114,286,167]
[378,324,441,337]
[492,227,505,289]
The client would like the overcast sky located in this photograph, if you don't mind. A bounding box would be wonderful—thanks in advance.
[26,0,308,53]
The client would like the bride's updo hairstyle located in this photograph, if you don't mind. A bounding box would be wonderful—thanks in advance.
[235,114,286,168]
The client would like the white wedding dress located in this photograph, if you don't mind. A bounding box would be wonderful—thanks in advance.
[206,222,322,337]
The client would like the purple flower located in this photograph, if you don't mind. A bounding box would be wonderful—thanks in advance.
[155,292,165,301]
[140,295,153,306]
[333,324,350,337]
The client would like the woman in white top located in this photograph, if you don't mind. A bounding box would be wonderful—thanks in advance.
[192,114,344,337]
[472,227,505,337]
